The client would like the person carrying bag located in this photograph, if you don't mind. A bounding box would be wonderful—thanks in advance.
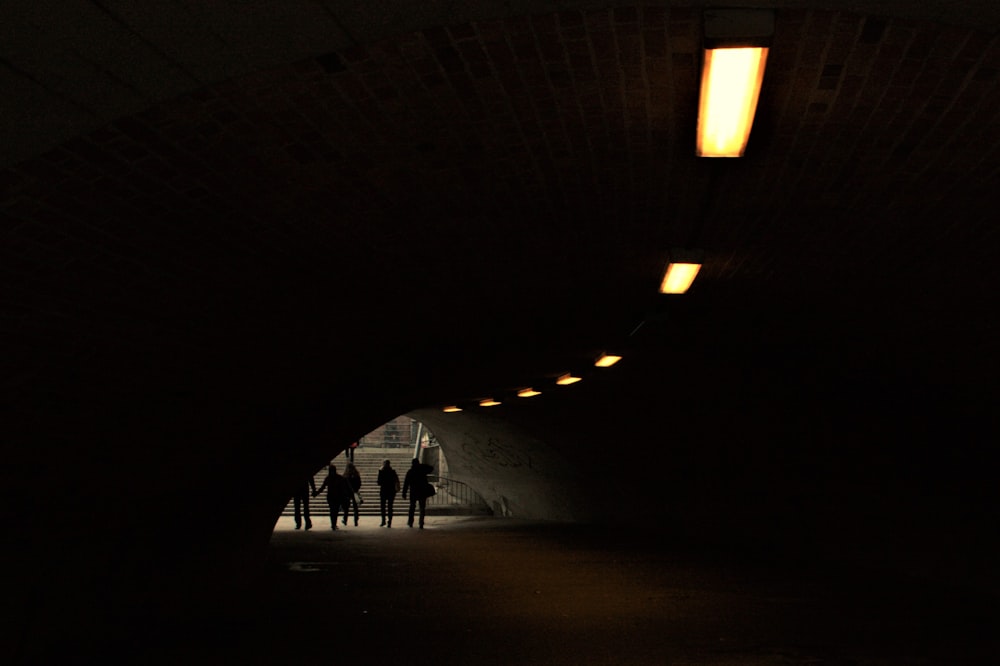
[344,462,363,527]
[401,458,435,529]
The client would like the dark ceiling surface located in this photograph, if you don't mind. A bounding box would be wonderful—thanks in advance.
[2,1,998,421]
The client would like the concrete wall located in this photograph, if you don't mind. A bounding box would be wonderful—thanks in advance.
[413,408,600,522]
[407,333,999,594]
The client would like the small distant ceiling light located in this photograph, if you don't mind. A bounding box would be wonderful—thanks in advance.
[594,353,622,368]
[556,373,582,386]
[660,249,704,294]
[479,398,502,407]
[697,9,774,157]
[659,262,702,294]
[443,405,462,413]
[517,388,542,398]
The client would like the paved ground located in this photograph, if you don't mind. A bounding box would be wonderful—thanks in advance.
[105,516,998,664]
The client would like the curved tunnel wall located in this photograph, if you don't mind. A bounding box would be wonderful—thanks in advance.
[4,3,999,660]
[411,322,998,594]
[412,408,600,522]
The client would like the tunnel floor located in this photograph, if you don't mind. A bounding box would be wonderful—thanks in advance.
[124,516,994,665]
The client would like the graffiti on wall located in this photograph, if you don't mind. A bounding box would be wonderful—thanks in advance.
[460,433,533,473]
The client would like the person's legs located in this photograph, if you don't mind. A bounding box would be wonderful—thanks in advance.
[379,495,387,526]
[386,495,395,527]
[418,497,427,528]
[408,497,416,527]
[328,502,338,529]
[303,494,312,529]
[352,497,359,526]
[293,495,302,529]
[340,500,349,525]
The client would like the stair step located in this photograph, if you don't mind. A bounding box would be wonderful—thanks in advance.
[282,447,419,517]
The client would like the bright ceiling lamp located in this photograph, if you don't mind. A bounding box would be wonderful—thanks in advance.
[556,373,582,386]
[659,262,701,294]
[660,248,704,294]
[697,48,767,157]
[594,353,622,368]
[479,398,501,407]
[517,388,541,398]
[443,405,462,413]
[697,9,774,157]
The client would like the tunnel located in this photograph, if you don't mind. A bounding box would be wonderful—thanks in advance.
[2,1,998,663]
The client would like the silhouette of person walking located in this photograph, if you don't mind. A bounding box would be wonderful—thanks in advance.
[376,459,400,527]
[345,440,359,463]
[402,458,435,529]
[292,474,317,530]
[344,461,362,527]
[313,464,352,530]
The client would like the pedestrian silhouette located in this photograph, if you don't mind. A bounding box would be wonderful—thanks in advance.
[345,440,359,462]
[313,464,352,530]
[292,474,317,530]
[402,458,435,529]
[344,461,362,527]
[376,459,400,527]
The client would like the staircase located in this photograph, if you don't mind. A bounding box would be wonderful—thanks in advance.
[281,446,416,518]
[281,445,492,520]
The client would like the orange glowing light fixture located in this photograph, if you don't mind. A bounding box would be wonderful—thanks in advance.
[517,388,542,398]
[594,353,622,368]
[443,405,462,413]
[479,398,502,407]
[697,9,774,158]
[697,47,768,157]
[659,262,702,294]
[556,373,582,386]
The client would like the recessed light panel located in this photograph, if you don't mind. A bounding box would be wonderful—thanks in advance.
[659,262,702,294]
[697,46,768,157]
[595,354,622,367]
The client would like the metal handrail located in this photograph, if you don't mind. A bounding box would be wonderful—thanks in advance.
[426,475,492,514]
[283,474,493,517]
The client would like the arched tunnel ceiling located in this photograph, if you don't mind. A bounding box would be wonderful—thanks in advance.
[4,0,1000,166]
[3,1,999,417]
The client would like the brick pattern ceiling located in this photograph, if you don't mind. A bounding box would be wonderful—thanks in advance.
[2,5,999,407]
